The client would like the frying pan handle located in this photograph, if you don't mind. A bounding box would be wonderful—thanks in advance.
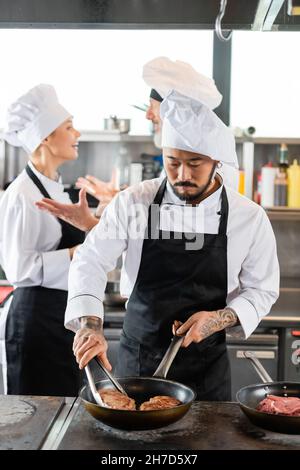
[153,335,184,378]
[84,364,105,407]
[243,351,273,383]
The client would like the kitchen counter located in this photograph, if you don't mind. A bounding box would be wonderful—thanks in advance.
[56,399,300,450]
[1,394,300,450]
[260,287,300,328]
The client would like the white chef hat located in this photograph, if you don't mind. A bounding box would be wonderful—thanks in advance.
[143,56,222,110]
[2,84,71,154]
[161,90,238,166]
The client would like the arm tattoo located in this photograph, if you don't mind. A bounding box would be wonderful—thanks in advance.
[199,308,239,340]
[80,316,103,331]
[216,308,239,329]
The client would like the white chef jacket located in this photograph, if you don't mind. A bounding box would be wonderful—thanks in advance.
[217,164,239,191]
[0,161,71,291]
[65,177,280,339]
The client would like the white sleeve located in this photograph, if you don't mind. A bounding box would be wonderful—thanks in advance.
[1,196,70,290]
[227,208,280,338]
[65,192,129,332]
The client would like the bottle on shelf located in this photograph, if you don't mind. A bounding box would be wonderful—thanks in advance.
[254,171,262,205]
[278,143,289,174]
[287,159,300,208]
[113,145,131,189]
[261,162,277,208]
[274,168,288,207]
[129,162,143,186]
[238,169,245,195]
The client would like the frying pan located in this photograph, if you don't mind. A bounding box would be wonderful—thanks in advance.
[237,351,300,434]
[80,335,196,430]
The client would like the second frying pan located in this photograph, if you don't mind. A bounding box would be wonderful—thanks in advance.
[237,351,300,434]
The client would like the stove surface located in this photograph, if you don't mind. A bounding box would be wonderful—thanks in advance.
[0,395,65,450]
[57,400,300,450]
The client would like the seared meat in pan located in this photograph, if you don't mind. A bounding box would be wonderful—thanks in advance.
[98,389,136,410]
[98,389,182,411]
[140,395,182,411]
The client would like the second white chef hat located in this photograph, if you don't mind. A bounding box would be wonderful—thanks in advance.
[143,56,222,110]
[2,84,71,154]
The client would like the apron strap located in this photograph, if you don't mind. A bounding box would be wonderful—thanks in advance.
[153,177,167,206]
[25,164,65,228]
[218,187,229,236]
[25,164,52,199]
[146,178,167,238]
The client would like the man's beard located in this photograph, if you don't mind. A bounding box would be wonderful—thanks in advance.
[170,181,207,202]
[153,129,162,149]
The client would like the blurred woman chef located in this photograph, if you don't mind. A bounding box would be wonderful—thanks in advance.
[0,84,86,396]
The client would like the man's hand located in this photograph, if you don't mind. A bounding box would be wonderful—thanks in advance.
[76,169,120,203]
[73,316,112,370]
[36,188,98,232]
[175,308,238,348]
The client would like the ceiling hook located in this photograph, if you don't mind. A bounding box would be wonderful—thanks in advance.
[215,0,232,42]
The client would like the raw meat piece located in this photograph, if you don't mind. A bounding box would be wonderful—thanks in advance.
[140,395,182,411]
[98,389,136,410]
[256,394,300,416]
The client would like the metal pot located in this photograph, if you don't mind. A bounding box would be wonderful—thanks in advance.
[104,116,131,133]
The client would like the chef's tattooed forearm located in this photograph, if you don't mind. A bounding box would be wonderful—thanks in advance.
[216,308,239,329]
[80,316,103,331]
[199,308,239,339]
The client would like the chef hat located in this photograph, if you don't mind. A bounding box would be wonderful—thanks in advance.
[161,90,238,166]
[143,56,222,110]
[2,84,71,154]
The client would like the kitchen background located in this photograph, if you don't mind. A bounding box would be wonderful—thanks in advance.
[0,26,300,397]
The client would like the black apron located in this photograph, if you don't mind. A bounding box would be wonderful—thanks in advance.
[116,178,231,401]
[5,165,85,396]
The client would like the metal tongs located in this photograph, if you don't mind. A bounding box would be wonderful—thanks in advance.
[84,333,184,406]
[84,363,105,406]
[94,356,128,396]
[84,358,128,407]
[90,334,184,393]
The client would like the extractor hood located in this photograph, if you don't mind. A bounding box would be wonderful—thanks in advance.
[0,0,299,31]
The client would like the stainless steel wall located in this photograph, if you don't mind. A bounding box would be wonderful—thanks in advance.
[60,140,158,184]
[0,139,158,186]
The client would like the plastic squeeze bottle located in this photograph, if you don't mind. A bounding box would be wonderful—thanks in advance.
[287,159,300,208]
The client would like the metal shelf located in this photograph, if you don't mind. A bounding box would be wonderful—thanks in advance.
[78,133,300,145]
[78,131,153,143]
[266,207,300,221]
[236,137,300,145]
[2,130,299,145]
